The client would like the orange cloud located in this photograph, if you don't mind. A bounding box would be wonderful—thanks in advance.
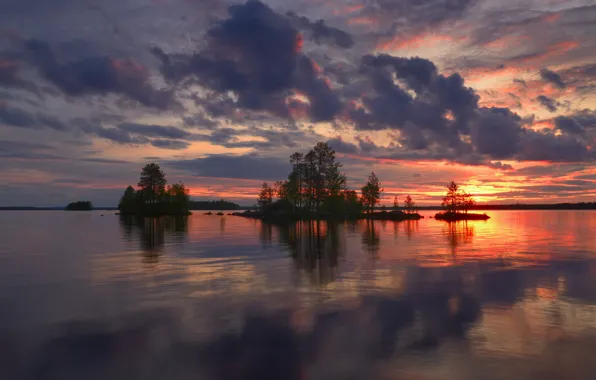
[483,35,529,50]
[510,40,579,66]
[295,33,304,54]
[378,32,463,51]
[542,12,561,23]
[333,4,364,16]
[347,16,378,26]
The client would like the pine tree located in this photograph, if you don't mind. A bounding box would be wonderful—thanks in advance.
[361,171,382,213]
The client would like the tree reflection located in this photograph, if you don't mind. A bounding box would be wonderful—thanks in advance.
[118,216,188,264]
[362,220,381,257]
[443,221,475,260]
[274,221,343,285]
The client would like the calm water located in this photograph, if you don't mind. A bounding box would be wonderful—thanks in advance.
[1,210,596,379]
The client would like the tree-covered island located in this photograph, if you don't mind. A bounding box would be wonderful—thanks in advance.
[65,201,93,211]
[233,142,422,222]
[435,181,490,221]
[118,163,192,216]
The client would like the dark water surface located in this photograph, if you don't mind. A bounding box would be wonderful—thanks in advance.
[1,210,596,379]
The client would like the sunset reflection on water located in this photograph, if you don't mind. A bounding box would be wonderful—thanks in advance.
[1,210,596,379]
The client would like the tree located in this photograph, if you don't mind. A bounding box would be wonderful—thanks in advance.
[404,195,416,214]
[257,182,274,210]
[393,196,399,211]
[343,190,363,217]
[167,182,190,215]
[118,185,137,214]
[361,171,382,213]
[281,142,347,214]
[138,163,167,205]
[442,181,460,213]
[441,181,477,214]
[461,191,476,214]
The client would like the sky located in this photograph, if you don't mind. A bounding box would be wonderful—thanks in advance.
[0,0,595,206]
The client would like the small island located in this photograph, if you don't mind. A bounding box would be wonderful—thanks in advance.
[232,142,422,222]
[435,182,490,221]
[65,201,94,211]
[117,163,191,217]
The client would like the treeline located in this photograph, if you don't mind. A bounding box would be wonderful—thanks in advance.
[65,201,93,211]
[118,163,191,216]
[189,200,240,210]
[256,142,418,219]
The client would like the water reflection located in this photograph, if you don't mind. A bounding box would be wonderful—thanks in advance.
[3,211,596,379]
[118,216,188,264]
[443,221,475,259]
[274,221,343,285]
[361,220,380,257]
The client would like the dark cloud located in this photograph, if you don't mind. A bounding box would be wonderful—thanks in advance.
[519,130,592,162]
[358,0,477,32]
[36,113,69,131]
[286,12,354,49]
[513,78,527,88]
[572,109,596,129]
[118,123,193,140]
[540,68,566,89]
[150,139,190,150]
[554,115,585,134]
[349,54,478,155]
[0,106,39,128]
[348,55,593,165]
[0,139,62,160]
[326,137,359,154]
[487,161,514,170]
[536,95,559,112]
[168,153,290,181]
[24,39,180,110]
[472,107,523,159]
[153,0,342,122]
[575,174,596,181]
[182,113,219,130]
[88,126,149,145]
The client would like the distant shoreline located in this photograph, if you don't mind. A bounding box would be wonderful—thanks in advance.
[1,202,595,211]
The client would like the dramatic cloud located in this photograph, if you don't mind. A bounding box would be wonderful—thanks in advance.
[153,0,341,122]
[24,39,179,110]
[1,0,595,205]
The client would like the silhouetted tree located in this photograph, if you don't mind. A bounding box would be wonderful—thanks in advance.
[118,186,138,214]
[442,181,460,213]
[138,163,167,206]
[257,182,275,210]
[343,190,364,217]
[441,182,477,214]
[393,196,399,211]
[118,164,190,216]
[167,182,190,215]
[404,195,416,214]
[361,171,382,213]
[461,191,476,214]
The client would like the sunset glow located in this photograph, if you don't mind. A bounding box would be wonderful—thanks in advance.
[0,0,594,207]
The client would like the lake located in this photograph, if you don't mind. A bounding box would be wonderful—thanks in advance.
[1,210,596,379]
